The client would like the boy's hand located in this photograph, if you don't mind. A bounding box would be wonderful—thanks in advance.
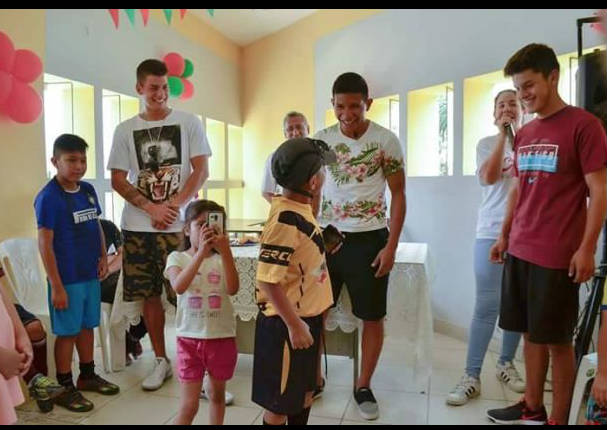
[489,235,508,264]
[287,318,314,350]
[371,245,396,278]
[592,371,607,408]
[0,347,27,379]
[147,203,178,228]
[98,256,109,280]
[569,247,595,283]
[52,286,69,310]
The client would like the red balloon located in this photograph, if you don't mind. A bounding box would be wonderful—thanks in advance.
[0,31,15,72]
[180,78,194,100]
[5,80,42,123]
[12,49,42,84]
[163,52,185,77]
[0,71,13,105]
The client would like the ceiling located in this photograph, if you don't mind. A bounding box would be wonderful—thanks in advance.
[189,9,318,46]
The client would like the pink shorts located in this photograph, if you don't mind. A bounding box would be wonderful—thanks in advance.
[176,337,238,382]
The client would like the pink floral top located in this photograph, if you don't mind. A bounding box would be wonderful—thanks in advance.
[315,122,404,232]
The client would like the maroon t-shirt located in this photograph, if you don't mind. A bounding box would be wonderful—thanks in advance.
[509,106,607,269]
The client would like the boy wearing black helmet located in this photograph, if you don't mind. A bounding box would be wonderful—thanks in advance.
[252,138,336,426]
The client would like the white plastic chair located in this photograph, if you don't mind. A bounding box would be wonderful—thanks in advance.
[568,352,598,425]
[0,238,111,373]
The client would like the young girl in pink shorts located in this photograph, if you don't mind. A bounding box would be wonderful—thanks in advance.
[164,200,239,425]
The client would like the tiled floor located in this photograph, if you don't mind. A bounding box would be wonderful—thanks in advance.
[15,330,543,425]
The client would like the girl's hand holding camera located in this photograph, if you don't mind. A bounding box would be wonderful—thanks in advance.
[196,224,217,259]
[213,233,231,256]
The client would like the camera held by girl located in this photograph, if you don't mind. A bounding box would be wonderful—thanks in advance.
[164,200,240,425]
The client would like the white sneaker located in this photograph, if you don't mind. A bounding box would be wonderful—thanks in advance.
[496,361,526,393]
[446,374,481,406]
[142,357,172,391]
[200,387,234,406]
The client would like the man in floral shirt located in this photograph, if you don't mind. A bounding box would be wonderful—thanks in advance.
[314,72,406,421]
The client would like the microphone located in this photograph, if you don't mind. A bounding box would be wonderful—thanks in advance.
[504,123,515,142]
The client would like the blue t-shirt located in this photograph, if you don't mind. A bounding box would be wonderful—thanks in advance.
[34,178,102,285]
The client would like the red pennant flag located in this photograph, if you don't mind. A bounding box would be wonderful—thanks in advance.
[180,9,187,20]
[108,9,120,29]
[140,9,150,26]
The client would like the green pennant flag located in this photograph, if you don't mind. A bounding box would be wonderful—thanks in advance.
[125,9,136,26]
[207,9,214,17]
[164,9,173,24]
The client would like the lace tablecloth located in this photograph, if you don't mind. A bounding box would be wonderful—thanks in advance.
[231,243,434,379]
[109,243,434,378]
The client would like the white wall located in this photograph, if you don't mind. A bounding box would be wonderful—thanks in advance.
[45,9,241,126]
[314,9,603,333]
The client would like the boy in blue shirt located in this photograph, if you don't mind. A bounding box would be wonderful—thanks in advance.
[34,134,119,412]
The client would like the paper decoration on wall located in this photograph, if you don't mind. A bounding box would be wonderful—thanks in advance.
[107,9,189,28]
[108,9,120,28]
[140,9,150,26]
[163,9,173,24]
[125,9,136,26]
[0,31,43,123]
[591,9,606,35]
[162,52,195,100]
[207,9,214,17]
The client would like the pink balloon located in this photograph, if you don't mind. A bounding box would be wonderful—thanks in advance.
[12,49,42,84]
[0,71,13,105]
[0,31,15,72]
[163,52,185,77]
[180,78,194,100]
[5,80,42,123]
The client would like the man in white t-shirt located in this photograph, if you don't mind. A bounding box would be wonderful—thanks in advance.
[261,111,310,203]
[315,72,406,421]
[108,59,211,391]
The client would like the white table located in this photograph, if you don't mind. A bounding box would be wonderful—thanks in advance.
[108,242,434,387]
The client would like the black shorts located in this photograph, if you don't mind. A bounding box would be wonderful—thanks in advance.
[326,228,390,321]
[252,312,323,415]
[499,253,579,344]
[14,303,39,326]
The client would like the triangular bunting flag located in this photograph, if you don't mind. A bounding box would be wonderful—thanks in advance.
[140,9,150,26]
[125,9,136,26]
[180,9,187,19]
[163,9,173,24]
[108,9,120,28]
[207,9,214,17]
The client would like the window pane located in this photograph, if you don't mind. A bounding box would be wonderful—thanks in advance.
[206,118,225,181]
[43,74,95,179]
[102,89,139,179]
[366,94,400,137]
[325,108,338,127]
[207,189,226,209]
[228,125,243,180]
[407,82,454,177]
[228,188,243,220]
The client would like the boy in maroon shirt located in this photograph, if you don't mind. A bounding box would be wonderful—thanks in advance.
[487,44,607,425]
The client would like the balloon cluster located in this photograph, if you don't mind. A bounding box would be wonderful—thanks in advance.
[0,31,43,123]
[591,9,606,35]
[163,52,194,100]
